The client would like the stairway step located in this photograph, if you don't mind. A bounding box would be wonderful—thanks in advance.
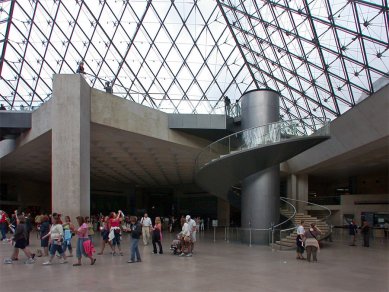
[282,239,296,244]
[275,241,295,247]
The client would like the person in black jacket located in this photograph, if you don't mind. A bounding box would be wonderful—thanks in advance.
[127,216,142,263]
[4,214,35,264]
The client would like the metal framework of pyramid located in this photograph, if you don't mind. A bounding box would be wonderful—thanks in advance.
[1,0,388,130]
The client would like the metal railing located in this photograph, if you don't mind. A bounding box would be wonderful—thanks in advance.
[206,197,331,249]
[195,118,330,172]
[84,73,234,115]
[206,197,297,247]
[277,198,332,250]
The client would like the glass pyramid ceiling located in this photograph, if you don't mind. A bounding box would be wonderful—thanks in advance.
[1,0,388,127]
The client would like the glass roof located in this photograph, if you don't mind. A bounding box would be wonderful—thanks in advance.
[1,0,388,128]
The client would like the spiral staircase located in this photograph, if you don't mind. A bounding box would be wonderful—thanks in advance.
[274,199,332,249]
[194,118,332,246]
[195,119,330,200]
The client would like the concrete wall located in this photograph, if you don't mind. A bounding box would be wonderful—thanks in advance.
[334,194,389,226]
[309,171,388,196]
[0,111,31,128]
[17,99,53,147]
[0,100,53,158]
[168,114,226,129]
[285,84,389,173]
[91,89,209,149]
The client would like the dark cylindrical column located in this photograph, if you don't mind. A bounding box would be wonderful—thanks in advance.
[240,89,280,244]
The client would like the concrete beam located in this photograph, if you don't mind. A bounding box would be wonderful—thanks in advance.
[285,83,389,173]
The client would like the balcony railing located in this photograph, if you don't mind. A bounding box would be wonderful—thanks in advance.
[195,118,330,172]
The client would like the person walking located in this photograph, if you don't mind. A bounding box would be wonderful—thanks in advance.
[127,216,142,263]
[3,214,35,264]
[0,210,8,241]
[140,213,152,246]
[62,216,75,257]
[304,223,321,262]
[73,216,96,266]
[42,214,67,265]
[152,217,163,254]
[97,216,114,255]
[39,215,50,257]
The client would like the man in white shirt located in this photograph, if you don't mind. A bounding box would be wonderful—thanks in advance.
[297,220,305,236]
[186,215,196,257]
[140,213,152,245]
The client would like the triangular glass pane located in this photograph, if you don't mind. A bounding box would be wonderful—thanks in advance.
[186,47,204,76]
[175,27,195,58]
[165,46,184,76]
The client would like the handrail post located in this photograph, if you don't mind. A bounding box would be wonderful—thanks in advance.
[213,226,216,243]
[249,227,252,247]
[279,230,282,250]
[224,226,227,241]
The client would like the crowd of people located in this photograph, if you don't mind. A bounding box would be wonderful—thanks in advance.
[0,209,203,265]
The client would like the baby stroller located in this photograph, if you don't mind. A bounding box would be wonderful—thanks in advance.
[170,234,182,255]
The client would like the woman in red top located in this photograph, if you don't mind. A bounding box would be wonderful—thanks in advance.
[108,210,123,256]
[97,216,114,255]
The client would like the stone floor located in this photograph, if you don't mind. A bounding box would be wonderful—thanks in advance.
[0,229,388,292]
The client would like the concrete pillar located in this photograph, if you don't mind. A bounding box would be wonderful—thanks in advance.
[52,74,90,220]
[287,174,308,213]
[0,135,16,156]
[217,198,230,226]
[287,174,298,201]
[297,174,308,213]
[240,89,280,244]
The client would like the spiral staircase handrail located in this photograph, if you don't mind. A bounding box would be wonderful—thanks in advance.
[273,197,297,229]
[281,197,332,223]
[195,118,330,172]
[220,197,331,246]
[271,197,333,249]
[275,197,332,238]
